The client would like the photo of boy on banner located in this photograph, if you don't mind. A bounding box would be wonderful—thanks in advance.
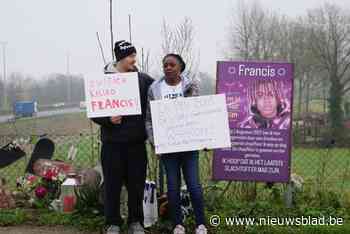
[239,79,291,130]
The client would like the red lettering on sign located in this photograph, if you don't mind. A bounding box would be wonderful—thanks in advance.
[112,99,120,108]
[120,100,127,107]
[91,99,135,111]
[91,101,97,111]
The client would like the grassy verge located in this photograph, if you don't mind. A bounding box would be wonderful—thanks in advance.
[0,205,349,234]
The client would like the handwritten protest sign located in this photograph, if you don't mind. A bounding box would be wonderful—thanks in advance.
[84,72,141,118]
[150,94,231,154]
[213,61,294,182]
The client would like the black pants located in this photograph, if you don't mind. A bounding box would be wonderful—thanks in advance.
[101,141,147,226]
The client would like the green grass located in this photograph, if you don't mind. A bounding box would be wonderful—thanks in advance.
[0,134,100,186]
[244,224,350,234]
[292,148,350,190]
[292,99,328,115]
[2,143,350,193]
[1,134,350,233]
[0,158,27,187]
[53,134,100,168]
[0,209,27,226]
[0,209,103,232]
[1,204,349,233]
[0,112,94,136]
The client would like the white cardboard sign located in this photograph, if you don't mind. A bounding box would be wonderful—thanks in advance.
[84,72,141,118]
[150,94,231,154]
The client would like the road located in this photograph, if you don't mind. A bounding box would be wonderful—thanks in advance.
[0,107,84,123]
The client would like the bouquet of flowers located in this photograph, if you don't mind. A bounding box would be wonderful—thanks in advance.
[16,168,66,209]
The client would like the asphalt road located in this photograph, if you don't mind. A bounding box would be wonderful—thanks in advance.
[0,107,84,123]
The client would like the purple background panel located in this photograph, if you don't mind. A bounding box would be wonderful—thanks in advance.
[213,61,294,182]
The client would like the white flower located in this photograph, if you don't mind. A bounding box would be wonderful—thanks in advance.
[291,173,304,190]
[58,173,66,182]
[29,198,35,205]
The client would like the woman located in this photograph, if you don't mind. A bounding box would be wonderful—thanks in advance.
[145,54,207,234]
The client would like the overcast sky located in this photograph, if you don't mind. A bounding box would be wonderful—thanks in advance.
[0,0,349,79]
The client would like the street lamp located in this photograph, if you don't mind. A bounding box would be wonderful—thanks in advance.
[0,41,7,110]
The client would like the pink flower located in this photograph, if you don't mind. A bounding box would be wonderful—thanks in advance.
[35,186,48,199]
[27,175,37,184]
[44,169,58,181]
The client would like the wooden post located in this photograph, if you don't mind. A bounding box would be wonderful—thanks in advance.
[284,182,293,208]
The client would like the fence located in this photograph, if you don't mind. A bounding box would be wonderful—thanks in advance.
[0,134,100,186]
[0,114,350,205]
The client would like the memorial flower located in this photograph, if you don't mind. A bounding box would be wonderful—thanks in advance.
[35,186,48,199]
[16,172,67,209]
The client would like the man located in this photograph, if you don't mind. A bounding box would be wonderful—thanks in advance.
[91,40,154,234]
[239,79,290,129]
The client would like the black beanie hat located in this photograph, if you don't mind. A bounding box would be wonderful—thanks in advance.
[163,53,186,73]
[114,40,137,62]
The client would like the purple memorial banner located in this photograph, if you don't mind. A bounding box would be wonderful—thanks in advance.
[213,61,294,182]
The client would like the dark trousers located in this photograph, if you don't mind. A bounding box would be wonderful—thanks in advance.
[101,141,147,226]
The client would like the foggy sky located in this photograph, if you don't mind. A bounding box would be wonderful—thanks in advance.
[0,0,349,79]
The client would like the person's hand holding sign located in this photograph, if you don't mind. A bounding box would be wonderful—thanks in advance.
[110,116,122,124]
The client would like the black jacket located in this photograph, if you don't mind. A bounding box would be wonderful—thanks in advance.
[91,72,154,143]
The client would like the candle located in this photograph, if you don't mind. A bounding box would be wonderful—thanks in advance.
[63,195,76,213]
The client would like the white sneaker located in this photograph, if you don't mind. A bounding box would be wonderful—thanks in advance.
[195,225,207,234]
[128,222,145,234]
[173,224,186,234]
[106,225,120,234]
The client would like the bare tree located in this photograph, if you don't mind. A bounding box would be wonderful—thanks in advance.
[307,3,350,138]
[228,1,286,61]
[161,17,199,79]
[198,72,215,95]
[286,18,323,115]
[227,1,331,117]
